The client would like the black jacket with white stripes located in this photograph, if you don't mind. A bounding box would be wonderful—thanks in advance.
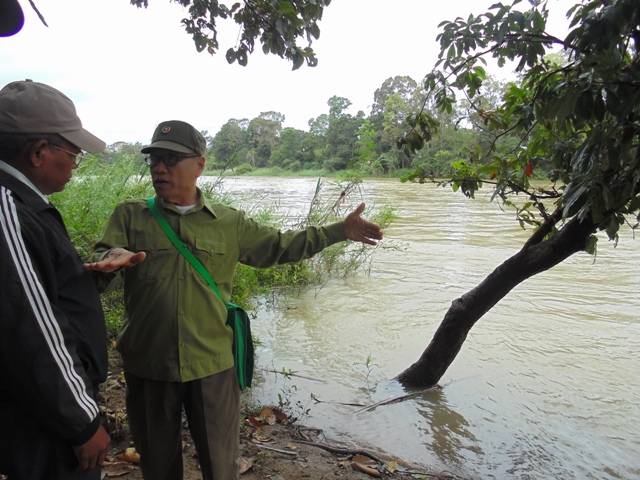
[0,169,107,446]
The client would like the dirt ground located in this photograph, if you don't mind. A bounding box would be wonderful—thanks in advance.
[100,352,462,480]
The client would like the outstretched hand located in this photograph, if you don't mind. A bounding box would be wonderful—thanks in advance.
[83,248,146,273]
[343,203,383,246]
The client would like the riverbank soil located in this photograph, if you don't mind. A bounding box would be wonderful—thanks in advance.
[100,351,460,479]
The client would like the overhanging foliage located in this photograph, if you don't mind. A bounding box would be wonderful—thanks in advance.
[400,0,640,251]
[130,0,331,70]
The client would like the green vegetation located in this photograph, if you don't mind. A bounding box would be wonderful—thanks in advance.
[51,155,153,258]
[402,0,640,246]
[52,155,394,337]
[195,84,499,179]
[275,367,314,422]
[353,353,379,392]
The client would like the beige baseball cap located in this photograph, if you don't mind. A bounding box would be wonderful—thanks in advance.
[0,79,106,153]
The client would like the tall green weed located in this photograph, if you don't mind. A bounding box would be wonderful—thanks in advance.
[51,155,153,334]
[51,155,153,257]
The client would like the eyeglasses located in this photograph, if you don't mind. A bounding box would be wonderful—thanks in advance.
[144,154,199,167]
[50,144,84,166]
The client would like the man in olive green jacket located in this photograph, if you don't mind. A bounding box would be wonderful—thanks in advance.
[85,120,383,480]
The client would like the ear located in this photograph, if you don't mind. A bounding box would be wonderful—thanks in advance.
[27,139,50,168]
[195,155,206,177]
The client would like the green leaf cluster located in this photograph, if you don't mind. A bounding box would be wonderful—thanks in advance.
[131,0,330,70]
[405,0,640,246]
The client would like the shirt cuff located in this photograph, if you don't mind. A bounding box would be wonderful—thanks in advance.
[69,416,101,446]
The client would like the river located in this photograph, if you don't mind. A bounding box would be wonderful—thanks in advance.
[205,175,640,480]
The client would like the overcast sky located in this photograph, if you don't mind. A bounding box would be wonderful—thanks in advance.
[0,0,576,145]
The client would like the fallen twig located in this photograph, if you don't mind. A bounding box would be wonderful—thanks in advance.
[291,425,325,442]
[353,376,478,414]
[294,439,385,465]
[255,443,298,456]
[353,386,441,414]
[260,367,327,383]
[312,397,365,407]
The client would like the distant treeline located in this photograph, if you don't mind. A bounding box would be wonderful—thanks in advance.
[100,75,534,178]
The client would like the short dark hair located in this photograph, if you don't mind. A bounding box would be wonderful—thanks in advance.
[0,132,63,160]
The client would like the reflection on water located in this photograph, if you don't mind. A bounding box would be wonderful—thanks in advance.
[413,387,483,468]
[206,176,640,479]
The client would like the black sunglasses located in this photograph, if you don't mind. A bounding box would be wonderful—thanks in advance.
[144,154,199,167]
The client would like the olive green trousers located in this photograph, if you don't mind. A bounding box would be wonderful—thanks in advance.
[124,368,240,480]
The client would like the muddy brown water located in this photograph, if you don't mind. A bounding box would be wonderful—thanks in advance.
[204,176,640,480]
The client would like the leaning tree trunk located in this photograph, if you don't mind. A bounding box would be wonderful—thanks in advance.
[396,212,598,388]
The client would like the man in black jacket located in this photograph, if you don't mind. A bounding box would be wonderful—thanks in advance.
[0,79,114,479]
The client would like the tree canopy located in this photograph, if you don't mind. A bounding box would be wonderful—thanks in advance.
[402,0,640,247]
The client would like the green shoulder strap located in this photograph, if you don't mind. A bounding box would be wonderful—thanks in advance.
[147,197,228,306]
